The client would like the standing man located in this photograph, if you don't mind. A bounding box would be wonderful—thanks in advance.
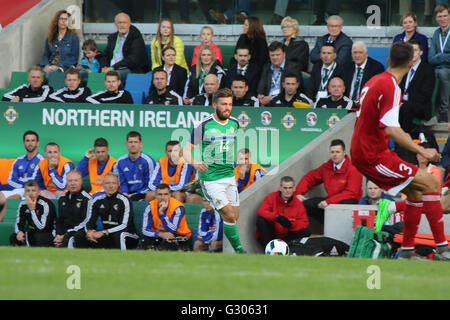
[77,137,117,197]
[351,41,450,260]
[183,88,246,253]
[0,130,43,221]
[428,5,450,123]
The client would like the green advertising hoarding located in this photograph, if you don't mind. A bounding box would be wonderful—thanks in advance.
[1,102,348,166]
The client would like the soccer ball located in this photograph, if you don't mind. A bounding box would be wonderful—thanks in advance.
[265,239,289,256]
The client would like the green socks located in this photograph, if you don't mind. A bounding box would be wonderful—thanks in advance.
[223,221,246,254]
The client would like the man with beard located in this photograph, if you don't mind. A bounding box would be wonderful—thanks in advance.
[183,88,246,253]
[0,131,44,221]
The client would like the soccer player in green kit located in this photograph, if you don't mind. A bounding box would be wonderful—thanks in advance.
[183,88,246,253]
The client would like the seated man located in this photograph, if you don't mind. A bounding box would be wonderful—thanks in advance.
[113,131,156,202]
[86,70,133,104]
[144,69,183,105]
[358,180,394,205]
[9,180,56,247]
[147,140,194,203]
[315,77,354,109]
[307,43,343,103]
[73,172,139,250]
[141,183,192,251]
[193,199,223,252]
[231,75,259,107]
[192,74,220,106]
[226,46,260,96]
[2,66,53,102]
[256,176,310,248]
[269,73,313,107]
[54,170,92,248]
[295,139,362,233]
[48,68,92,103]
[0,130,43,222]
[77,137,117,197]
[234,148,266,193]
[33,142,75,199]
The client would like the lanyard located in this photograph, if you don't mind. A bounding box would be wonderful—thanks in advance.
[440,29,450,53]
[320,62,336,91]
[271,68,282,89]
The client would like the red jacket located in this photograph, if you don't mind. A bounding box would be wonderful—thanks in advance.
[257,191,309,239]
[295,155,362,204]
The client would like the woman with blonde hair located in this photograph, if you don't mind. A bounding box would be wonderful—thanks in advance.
[183,45,226,105]
[280,16,309,75]
[393,12,428,61]
[151,18,189,72]
[41,10,80,73]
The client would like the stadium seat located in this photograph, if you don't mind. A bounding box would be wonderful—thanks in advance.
[184,45,195,66]
[47,71,66,90]
[9,71,29,89]
[125,72,152,105]
[0,88,10,100]
[367,47,389,70]
[219,45,235,70]
[87,72,106,93]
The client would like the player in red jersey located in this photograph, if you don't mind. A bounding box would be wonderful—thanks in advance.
[351,42,450,260]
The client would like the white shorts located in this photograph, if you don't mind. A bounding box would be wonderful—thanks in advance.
[1,188,25,199]
[200,176,239,210]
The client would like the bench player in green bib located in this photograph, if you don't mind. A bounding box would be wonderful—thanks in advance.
[183,88,246,254]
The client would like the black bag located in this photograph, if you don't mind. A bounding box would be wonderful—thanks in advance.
[288,236,349,256]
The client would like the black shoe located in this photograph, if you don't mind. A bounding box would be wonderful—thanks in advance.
[439,112,448,123]
[270,14,283,25]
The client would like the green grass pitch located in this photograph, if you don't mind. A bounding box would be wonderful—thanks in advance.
[1,247,449,300]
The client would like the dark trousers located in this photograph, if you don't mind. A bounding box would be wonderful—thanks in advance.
[256,216,311,248]
[73,230,138,250]
[303,197,358,234]
[10,231,53,247]
[138,236,190,251]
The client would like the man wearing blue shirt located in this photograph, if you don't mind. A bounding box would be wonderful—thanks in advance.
[0,131,43,221]
[113,131,155,201]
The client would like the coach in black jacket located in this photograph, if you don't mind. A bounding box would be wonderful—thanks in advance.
[399,40,436,133]
[342,41,385,100]
[100,13,150,75]
[153,64,187,97]
[225,46,260,96]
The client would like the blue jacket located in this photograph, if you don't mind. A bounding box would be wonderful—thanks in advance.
[198,208,223,244]
[113,153,155,195]
[393,31,429,62]
[358,193,394,205]
[41,32,80,70]
[8,153,44,189]
[429,26,450,69]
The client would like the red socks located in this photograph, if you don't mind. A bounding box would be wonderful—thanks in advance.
[402,200,423,249]
[422,193,447,246]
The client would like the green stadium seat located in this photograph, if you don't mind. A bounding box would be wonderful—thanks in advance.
[184,45,195,66]
[0,88,9,100]
[47,71,66,91]
[219,45,236,70]
[87,72,106,93]
[9,71,29,89]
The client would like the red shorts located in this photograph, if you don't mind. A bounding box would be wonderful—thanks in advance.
[353,149,418,195]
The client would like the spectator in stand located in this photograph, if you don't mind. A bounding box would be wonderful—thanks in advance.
[269,73,312,108]
[257,41,289,106]
[49,68,92,103]
[310,15,352,66]
[225,46,260,96]
[2,66,53,102]
[0,131,43,222]
[192,74,220,106]
[315,77,354,109]
[183,45,226,105]
[428,5,450,123]
[144,69,183,105]
[256,176,310,249]
[230,16,269,68]
[194,199,223,252]
[231,75,259,107]
[342,41,385,102]
[393,13,429,62]
[209,0,251,24]
[10,180,56,247]
[41,10,80,74]
[100,13,150,81]
[78,39,101,79]
[295,139,363,233]
[86,70,133,104]
[141,183,192,251]
[153,47,187,97]
[280,16,309,76]
[76,137,117,197]
[235,148,266,193]
[151,18,189,73]
[399,40,436,133]
[113,131,156,202]
[146,140,194,203]
[358,180,394,205]
[307,43,343,103]
[312,0,341,25]
[33,142,75,199]
[191,26,223,66]
[54,170,92,248]
[73,172,139,250]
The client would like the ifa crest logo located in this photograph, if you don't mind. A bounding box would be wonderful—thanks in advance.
[281,112,296,130]
[4,106,19,124]
[237,111,250,128]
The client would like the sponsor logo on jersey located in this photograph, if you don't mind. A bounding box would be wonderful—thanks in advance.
[261,111,272,126]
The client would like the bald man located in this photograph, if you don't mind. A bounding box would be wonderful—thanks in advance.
[315,77,354,109]
[192,74,220,106]
[100,12,150,79]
